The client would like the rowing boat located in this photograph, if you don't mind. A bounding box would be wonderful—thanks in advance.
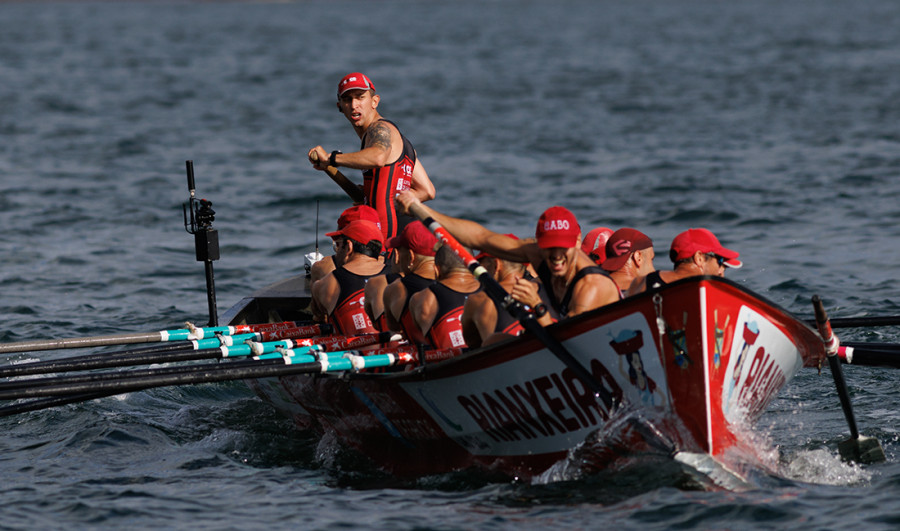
[221,271,825,483]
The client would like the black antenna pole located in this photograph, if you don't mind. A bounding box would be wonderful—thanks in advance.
[183,160,220,327]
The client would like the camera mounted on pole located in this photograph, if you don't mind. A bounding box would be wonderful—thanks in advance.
[182,160,220,326]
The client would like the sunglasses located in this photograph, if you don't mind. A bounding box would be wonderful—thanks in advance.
[705,253,726,267]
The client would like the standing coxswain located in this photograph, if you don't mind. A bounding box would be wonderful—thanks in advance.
[308,72,436,244]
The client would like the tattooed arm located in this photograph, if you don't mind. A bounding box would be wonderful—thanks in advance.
[311,121,397,171]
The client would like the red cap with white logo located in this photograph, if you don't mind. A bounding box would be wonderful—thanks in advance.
[535,206,580,249]
[581,227,614,264]
[337,72,376,97]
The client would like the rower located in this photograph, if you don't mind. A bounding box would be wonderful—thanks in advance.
[370,221,438,336]
[581,226,614,265]
[311,219,389,335]
[394,192,620,319]
[308,72,436,243]
[461,240,557,348]
[309,205,382,286]
[408,245,481,349]
[599,228,655,297]
[628,228,741,296]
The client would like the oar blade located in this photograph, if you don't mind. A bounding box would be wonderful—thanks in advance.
[838,435,886,464]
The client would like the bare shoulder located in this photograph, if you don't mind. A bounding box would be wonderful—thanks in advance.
[310,256,335,284]
[569,267,619,315]
[312,272,336,297]
[366,274,389,291]
[463,290,490,309]
[363,120,395,151]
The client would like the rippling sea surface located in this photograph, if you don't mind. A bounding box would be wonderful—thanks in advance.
[2,0,900,528]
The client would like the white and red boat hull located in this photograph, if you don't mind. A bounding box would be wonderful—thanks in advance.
[224,275,824,480]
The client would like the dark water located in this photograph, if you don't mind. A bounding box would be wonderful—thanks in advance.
[2,0,900,528]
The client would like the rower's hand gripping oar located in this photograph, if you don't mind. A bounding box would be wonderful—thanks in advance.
[405,202,616,413]
[310,151,366,204]
[812,295,886,464]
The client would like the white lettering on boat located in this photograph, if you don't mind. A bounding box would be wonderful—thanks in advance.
[456,361,622,443]
[722,306,802,422]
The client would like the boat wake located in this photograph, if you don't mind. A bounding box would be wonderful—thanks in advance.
[533,407,785,492]
[781,448,872,486]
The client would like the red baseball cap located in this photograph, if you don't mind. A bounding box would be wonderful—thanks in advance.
[337,205,381,230]
[535,207,580,249]
[474,233,518,261]
[337,72,375,97]
[326,219,384,246]
[581,227,614,264]
[601,228,654,271]
[387,221,438,257]
[669,228,741,268]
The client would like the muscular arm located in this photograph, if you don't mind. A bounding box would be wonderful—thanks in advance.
[461,292,496,349]
[408,289,438,342]
[311,275,339,322]
[409,158,436,202]
[394,191,539,264]
[309,256,336,285]
[309,121,395,172]
[364,275,388,325]
[383,280,405,333]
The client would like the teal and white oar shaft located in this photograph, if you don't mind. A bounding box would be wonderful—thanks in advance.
[0,321,325,355]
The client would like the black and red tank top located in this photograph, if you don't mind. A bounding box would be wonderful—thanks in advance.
[329,265,390,335]
[360,119,417,243]
[424,282,481,349]
[536,263,608,318]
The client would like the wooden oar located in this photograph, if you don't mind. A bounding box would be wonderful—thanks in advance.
[310,152,366,203]
[842,341,900,351]
[0,347,355,400]
[0,325,328,378]
[0,320,315,355]
[0,348,416,416]
[0,344,463,418]
[0,329,390,379]
[0,323,329,378]
[838,344,900,368]
[812,295,885,464]
[805,315,900,329]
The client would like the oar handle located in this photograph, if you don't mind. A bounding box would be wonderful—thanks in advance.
[310,152,366,203]
[812,295,839,356]
[812,295,859,440]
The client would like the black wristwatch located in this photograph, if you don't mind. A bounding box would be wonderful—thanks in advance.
[329,150,341,167]
[533,303,548,319]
